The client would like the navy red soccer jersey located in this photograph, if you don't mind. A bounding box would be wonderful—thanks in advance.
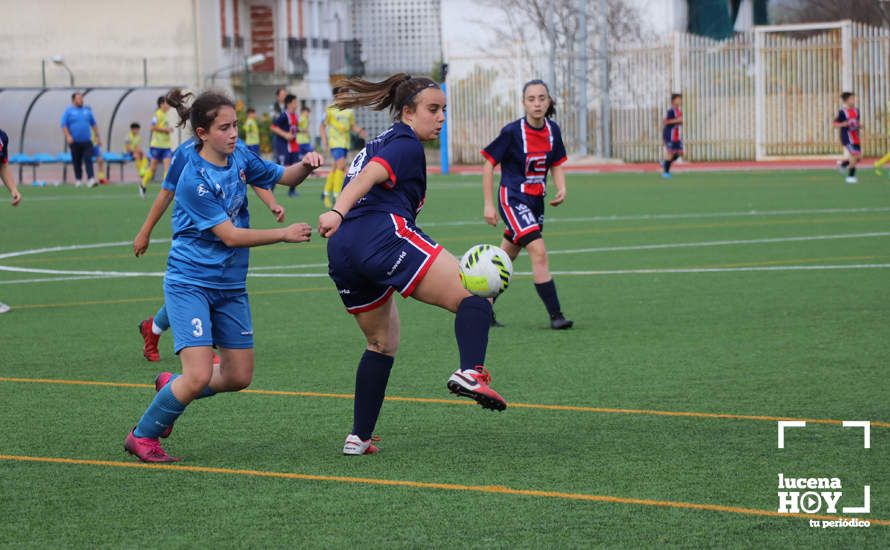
[663,107,682,143]
[343,122,427,222]
[835,107,860,146]
[0,129,8,164]
[481,118,567,196]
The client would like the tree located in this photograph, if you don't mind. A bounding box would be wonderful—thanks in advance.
[771,0,890,28]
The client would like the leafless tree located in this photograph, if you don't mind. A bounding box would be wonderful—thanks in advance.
[771,0,890,27]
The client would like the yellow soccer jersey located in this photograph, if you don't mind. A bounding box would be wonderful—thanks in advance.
[125,131,142,151]
[243,118,260,146]
[324,105,354,149]
[150,108,172,149]
[297,115,311,145]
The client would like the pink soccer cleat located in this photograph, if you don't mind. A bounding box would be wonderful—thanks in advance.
[447,366,507,411]
[124,429,180,463]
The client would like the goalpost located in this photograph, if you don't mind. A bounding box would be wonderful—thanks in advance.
[753,21,853,161]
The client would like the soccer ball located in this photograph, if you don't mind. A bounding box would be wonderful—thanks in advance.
[458,244,513,298]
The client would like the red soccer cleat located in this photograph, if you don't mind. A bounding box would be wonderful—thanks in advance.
[447,366,507,411]
[124,429,180,463]
[138,317,161,362]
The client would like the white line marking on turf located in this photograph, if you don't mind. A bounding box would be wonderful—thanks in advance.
[529,264,890,276]
[547,231,890,255]
[420,206,890,227]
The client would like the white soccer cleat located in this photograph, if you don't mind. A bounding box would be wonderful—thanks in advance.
[446,367,507,411]
[87,178,98,188]
[0,302,10,314]
[75,180,83,188]
[845,176,858,184]
[342,434,379,456]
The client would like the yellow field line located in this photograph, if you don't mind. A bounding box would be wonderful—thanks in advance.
[11,287,331,310]
[2,376,887,428]
[0,454,885,526]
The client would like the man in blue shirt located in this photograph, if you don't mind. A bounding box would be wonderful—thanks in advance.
[60,92,100,188]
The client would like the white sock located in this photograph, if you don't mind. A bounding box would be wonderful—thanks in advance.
[151,322,163,335]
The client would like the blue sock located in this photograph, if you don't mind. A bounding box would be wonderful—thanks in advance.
[351,350,393,441]
[154,304,170,332]
[454,295,491,371]
[534,279,562,317]
[133,383,185,438]
[164,373,216,399]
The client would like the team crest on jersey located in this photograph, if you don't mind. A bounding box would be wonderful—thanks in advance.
[197,183,209,197]
[239,169,246,183]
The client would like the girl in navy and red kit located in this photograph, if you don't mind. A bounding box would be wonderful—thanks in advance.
[481,79,573,330]
[318,74,508,456]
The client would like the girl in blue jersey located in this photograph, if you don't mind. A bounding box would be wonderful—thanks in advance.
[124,90,318,462]
[481,79,573,330]
[317,74,507,456]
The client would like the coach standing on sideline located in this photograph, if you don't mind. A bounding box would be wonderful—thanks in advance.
[61,92,100,188]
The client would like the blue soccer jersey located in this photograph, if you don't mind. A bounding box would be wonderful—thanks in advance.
[834,107,861,147]
[165,151,282,289]
[162,138,281,191]
[481,118,567,196]
[0,129,8,164]
[343,122,428,222]
[663,107,682,143]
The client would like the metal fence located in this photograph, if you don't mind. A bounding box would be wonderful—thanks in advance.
[447,21,890,164]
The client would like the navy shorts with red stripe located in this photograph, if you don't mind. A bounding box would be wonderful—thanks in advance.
[328,211,443,314]
[498,186,544,244]
[664,140,684,153]
[843,141,862,155]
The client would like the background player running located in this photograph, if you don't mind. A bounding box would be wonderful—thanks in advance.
[140,96,175,197]
[0,128,22,314]
[481,79,572,330]
[661,93,684,179]
[124,89,318,462]
[318,74,507,456]
[834,92,861,184]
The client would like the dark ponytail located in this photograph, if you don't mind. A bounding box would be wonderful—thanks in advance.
[522,79,557,119]
[165,88,236,149]
[333,73,439,120]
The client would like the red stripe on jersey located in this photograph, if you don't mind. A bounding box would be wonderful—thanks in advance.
[521,119,553,154]
[480,149,497,166]
[500,186,522,235]
[370,157,397,188]
[845,108,860,145]
[552,155,568,167]
[286,112,300,153]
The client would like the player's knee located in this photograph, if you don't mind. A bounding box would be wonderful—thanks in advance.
[366,335,398,356]
[228,370,253,391]
[179,371,212,396]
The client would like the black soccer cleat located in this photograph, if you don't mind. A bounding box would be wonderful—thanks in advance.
[550,312,573,330]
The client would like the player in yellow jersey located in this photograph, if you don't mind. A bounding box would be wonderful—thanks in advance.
[140,96,174,198]
[243,108,261,154]
[875,103,890,177]
[125,122,148,177]
[320,86,366,207]
[90,127,108,184]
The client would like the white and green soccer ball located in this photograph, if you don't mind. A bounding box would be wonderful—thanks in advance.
[458,244,513,298]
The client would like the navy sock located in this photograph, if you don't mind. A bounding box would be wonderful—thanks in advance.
[841,160,850,168]
[351,350,394,441]
[849,166,857,177]
[154,304,170,331]
[455,295,491,371]
[134,383,185,438]
[534,279,562,317]
[663,160,671,173]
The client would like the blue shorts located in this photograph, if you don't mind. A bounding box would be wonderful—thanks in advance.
[164,281,254,353]
[664,140,684,154]
[327,212,443,313]
[498,186,544,245]
[277,152,302,166]
[844,142,862,155]
[150,147,172,161]
[331,147,348,161]
[247,144,261,154]
[299,143,313,156]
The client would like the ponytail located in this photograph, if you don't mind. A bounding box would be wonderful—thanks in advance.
[333,73,439,120]
[164,89,194,128]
